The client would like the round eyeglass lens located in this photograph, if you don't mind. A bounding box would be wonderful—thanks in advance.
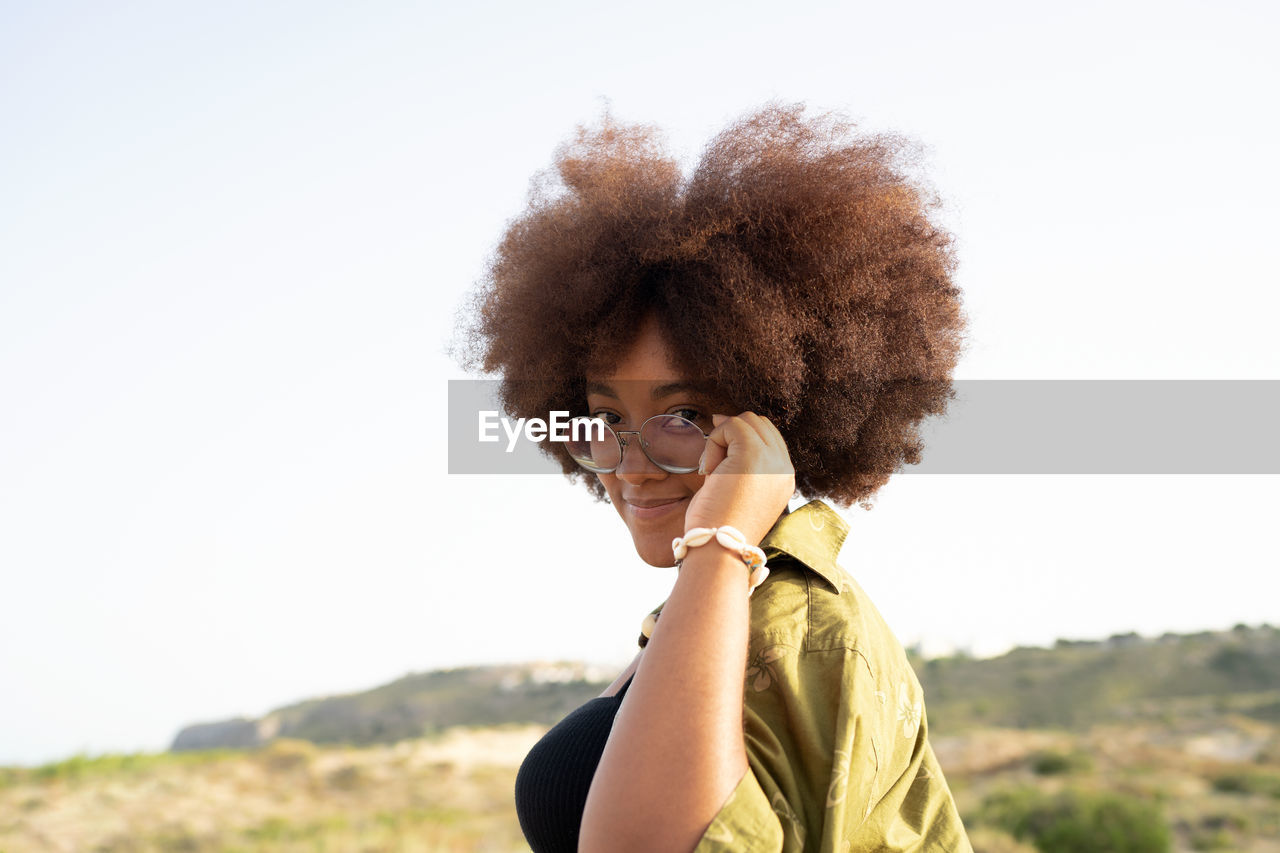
[565,414,707,474]
[565,416,620,473]
[640,414,706,473]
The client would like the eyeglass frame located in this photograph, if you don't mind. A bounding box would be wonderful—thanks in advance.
[567,413,712,475]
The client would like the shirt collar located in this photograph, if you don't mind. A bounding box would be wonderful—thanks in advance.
[759,499,850,592]
[639,499,850,647]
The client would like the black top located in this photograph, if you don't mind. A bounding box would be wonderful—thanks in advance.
[514,675,634,853]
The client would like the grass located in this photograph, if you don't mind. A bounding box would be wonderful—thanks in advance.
[4,717,1280,852]
[0,748,241,788]
[0,727,543,853]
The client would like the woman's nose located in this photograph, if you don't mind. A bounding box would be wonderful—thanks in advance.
[615,435,665,483]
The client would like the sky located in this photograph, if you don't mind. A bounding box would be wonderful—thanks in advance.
[1,0,1277,766]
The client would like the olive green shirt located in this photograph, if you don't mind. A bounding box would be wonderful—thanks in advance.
[649,499,972,852]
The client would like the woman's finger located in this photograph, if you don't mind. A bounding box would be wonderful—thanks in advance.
[700,412,783,476]
[719,412,789,462]
[714,413,771,447]
[698,432,727,475]
[699,414,729,475]
[728,412,794,476]
[736,411,785,450]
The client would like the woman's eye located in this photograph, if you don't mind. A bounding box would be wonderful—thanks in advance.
[591,411,621,425]
[671,407,707,424]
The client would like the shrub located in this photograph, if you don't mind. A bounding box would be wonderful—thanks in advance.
[326,763,368,791]
[978,787,1171,853]
[1189,810,1251,851]
[255,737,317,773]
[1190,828,1234,851]
[1029,749,1093,776]
[1211,770,1280,798]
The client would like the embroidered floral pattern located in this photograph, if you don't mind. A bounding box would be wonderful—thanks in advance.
[747,645,785,692]
[826,748,850,807]
[703,820,735,844]
[864,735,881,818]
[771,791,806,848]
[897,682,921,739]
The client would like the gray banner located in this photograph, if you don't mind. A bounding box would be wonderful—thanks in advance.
[448,380,1280,475]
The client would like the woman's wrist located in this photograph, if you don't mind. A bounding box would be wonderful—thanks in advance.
[674,524,770,595]
[673,539,754,577]
[684,496,790,550]
[667,544,763,615]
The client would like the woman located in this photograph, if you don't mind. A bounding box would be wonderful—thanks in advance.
[461,103,972,852]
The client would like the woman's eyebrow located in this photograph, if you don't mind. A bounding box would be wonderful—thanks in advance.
[650,381,702,400]
[586,381,706,401]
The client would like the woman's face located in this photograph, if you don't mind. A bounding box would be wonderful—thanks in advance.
[585,317,719,568]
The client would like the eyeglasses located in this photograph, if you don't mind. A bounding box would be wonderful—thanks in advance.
[565,414,711,474]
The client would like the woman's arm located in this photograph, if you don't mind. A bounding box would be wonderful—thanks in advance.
[579,544,752,852]
[580,411,794,853]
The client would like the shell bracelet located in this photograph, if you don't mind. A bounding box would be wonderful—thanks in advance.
[640,526,770,647]
[672,525,770,595]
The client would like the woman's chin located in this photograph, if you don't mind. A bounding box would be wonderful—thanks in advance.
[621,519,677,568]
[632,535,679,568]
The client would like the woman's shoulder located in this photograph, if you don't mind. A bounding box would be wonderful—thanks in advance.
[749,558,899,645]
[747,558,919,695]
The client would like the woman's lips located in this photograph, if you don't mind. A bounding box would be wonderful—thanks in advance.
[627,496,687,520]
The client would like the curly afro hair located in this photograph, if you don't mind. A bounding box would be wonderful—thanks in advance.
[457,103,966,509]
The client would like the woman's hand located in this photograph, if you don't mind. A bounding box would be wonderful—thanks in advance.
[685,411,796,547]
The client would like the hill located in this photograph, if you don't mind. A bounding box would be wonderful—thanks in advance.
[914,623,1280,732]
[171,661,615,751]
[170,624,1280,751]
